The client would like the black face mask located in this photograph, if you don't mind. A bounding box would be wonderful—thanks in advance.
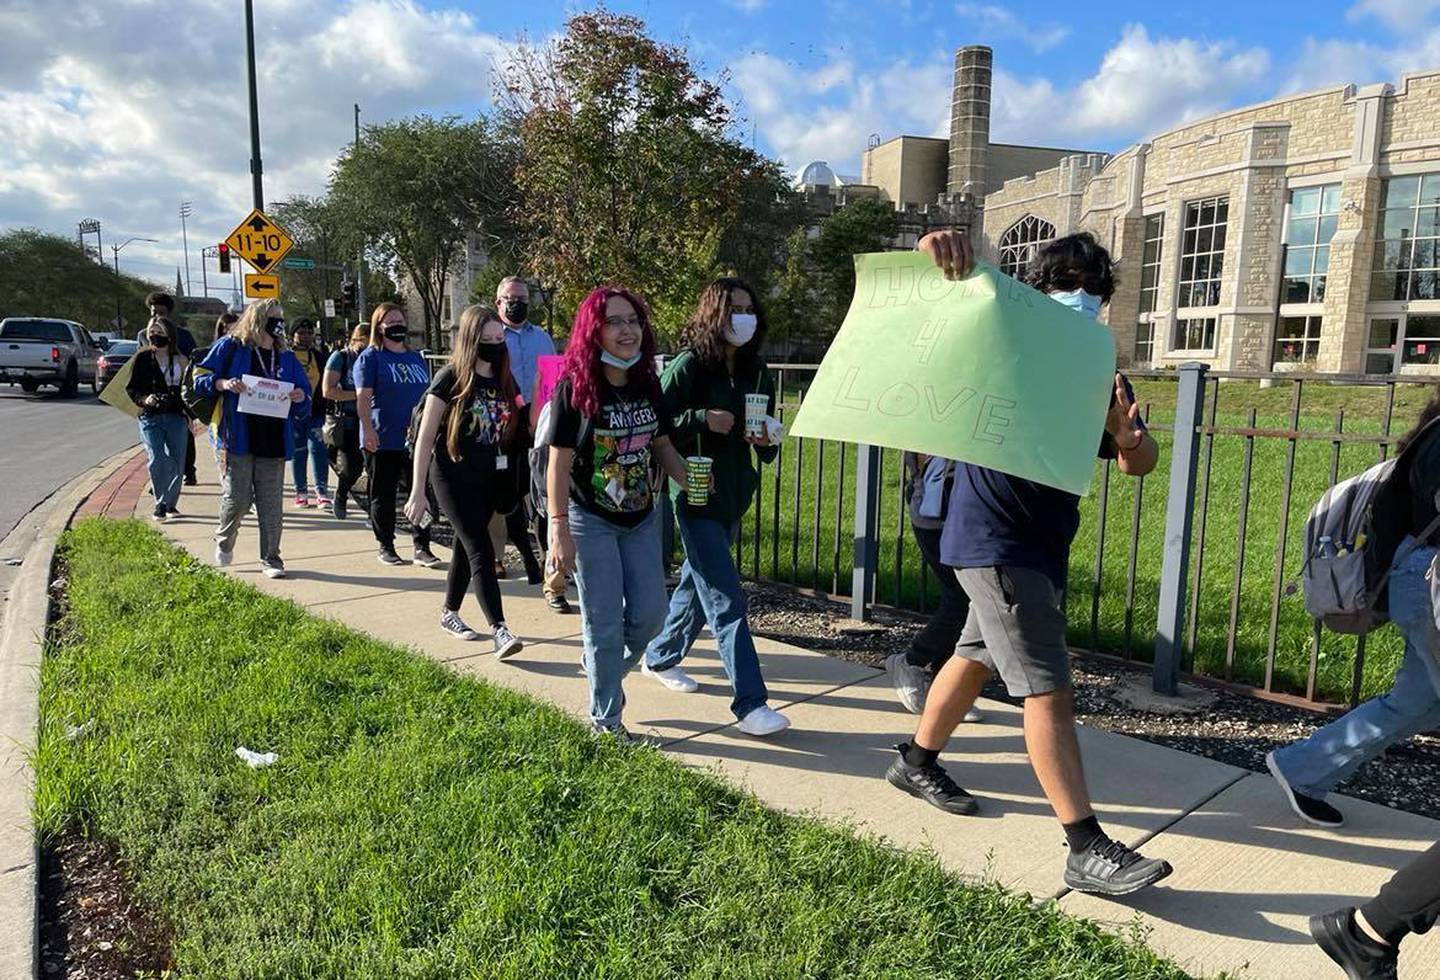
[502,300,528,324]
[478,341,506,366]
[266,317,286,337]
[149,334,169,348]
[383,325,408,342]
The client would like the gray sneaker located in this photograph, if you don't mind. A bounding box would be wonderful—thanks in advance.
[492,624,523,660]
[1063,837,1172,896]
[439,610,481,641]
[886,653,931,714]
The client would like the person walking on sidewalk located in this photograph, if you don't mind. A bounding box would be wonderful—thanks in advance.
[884,230,1173,897]
[547,286,690,742]
[139,292,201,486]
[128,315,191,523]
[639,277,790,738]
[1267,396,1440,830]
[354,303,441,569]
[885,451,982,723]
[405,304,525,659]
[1311,842,1440,978]
[193,299,311,579]
[323,324,368,520]
[288,318,332,509]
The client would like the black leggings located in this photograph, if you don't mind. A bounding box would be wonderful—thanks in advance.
[366,449,432,551]
[1363,840,1440,945]
[431,462,504,625]
[328,422,365,510]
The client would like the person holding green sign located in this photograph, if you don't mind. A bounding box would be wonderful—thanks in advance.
[640,278,791,738]
[885,230,1172,897]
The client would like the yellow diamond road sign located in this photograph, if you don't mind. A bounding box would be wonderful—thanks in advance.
[244,273,281,299]
[225,208,294,274]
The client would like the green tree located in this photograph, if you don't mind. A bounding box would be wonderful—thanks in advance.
[500,11,801,339]
[0,229,160,335]
[267,195,354,332]
[771,197,898,354]
[328,114,518,350]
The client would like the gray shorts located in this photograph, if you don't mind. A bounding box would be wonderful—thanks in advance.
[954,566,1072,697]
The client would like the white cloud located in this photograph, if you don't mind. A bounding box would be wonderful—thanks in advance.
[0,0,504,292]
[1347,0,1440,31]
[1283,28,1440,92]
[955,3,1069,53]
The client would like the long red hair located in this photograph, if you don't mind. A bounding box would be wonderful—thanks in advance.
[562,286,661,418]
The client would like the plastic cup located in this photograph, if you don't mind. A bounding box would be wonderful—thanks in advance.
[685,456,712,507]
[744,393,769,438]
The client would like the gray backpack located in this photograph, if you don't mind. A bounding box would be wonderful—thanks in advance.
[1301,458,1440,634]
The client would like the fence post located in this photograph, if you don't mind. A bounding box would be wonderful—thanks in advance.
[851,443,881,621]
[1152,361,1209,695]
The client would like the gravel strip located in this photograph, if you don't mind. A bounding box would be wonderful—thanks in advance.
[744,581,1440,823]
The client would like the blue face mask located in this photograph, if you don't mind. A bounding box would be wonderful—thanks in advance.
[1050,289,1103,320]
[600,349,643,370]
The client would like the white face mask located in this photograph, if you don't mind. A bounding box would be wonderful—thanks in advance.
[724,312,758,347]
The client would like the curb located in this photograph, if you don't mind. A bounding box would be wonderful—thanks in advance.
[0,447,145,980]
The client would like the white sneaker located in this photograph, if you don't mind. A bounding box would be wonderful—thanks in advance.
[964,706,985,723]
[642,663,699,693]
[737,704,790,737]
[493,624,524,660]
[260,560,286,579]
[214,545,233,567]
[886,652,930,714]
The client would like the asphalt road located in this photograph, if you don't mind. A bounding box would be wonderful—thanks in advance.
[0,385,139,543]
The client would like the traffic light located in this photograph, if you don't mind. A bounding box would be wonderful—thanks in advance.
[218,243,231,274]
[341,276,356,309]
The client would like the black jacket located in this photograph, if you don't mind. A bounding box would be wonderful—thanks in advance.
[126,348,188,417]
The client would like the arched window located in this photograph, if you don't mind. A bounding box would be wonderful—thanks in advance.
[998,215,1056,279]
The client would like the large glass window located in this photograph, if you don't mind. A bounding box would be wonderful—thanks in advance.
[1134,321,1156,364]
[998,214,1056,279]
[1173,317,1217,352]
[1139,214,1164,314]
[1275,315,1322,364]
[1403,315,1440,366]
[1366,317,1399,374]
[1284,185,1340,304]
[1371,174,1440,301]
[1178,196,1228,308]
[1363,315,1440,373]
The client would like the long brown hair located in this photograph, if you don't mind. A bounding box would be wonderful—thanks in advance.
[1398,385,1440,454]
[368,302,406,349]
[445,304,520,461]
[679,277,766,375]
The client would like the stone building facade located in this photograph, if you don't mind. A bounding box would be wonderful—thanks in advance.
[977,71,1440,374]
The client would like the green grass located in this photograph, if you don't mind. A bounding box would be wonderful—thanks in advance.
[36,519,1197,979]
[743,376,1436,705]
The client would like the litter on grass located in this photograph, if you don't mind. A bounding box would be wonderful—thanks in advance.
[235,747,278,768]
[64,719,96,741]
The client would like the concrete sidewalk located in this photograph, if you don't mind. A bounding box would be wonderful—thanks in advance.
[132,454,1440,979]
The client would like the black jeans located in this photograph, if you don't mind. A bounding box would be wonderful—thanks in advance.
[431,462,504,625]
[906,523,971,670]
[328,420,364,511]
[1362,840,1440,945]
[184,428,197,480]
[365,448,432,552]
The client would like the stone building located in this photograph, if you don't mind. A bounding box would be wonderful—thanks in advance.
[862,44,1440,375]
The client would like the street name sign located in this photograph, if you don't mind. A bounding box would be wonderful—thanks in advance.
[281,256,316,270]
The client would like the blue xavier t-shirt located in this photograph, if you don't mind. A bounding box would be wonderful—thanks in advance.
[941,375,1143,589]
[353,346,429,451]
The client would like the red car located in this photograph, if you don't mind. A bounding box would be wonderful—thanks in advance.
[96,339,139,389]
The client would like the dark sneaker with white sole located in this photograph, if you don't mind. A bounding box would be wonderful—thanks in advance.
[1267,751,1345,828]
[413,547,443,569]
[492,624,523,660]
[377,547,404,567]
[1063,837,1172,896]
[885,747,979,815]
[1310,908,1399,980]
[547,594,573,614]
[439,610,481,641]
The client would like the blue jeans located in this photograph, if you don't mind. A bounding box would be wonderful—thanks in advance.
[290,417,329,496]
[1272,541,1440,799]
[646,513,769,720]
[138,413,188,508]
[571,506,668,729]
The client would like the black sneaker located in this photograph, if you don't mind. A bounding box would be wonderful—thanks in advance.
[547,594,573,614]
[377,547,404,566]
[1266,751,1345,827]
[152,503,168,522]
[184,473,198,486]
[1064,837,1173,896]
[1310,908,1398,980]
[884,747,978,815]
[413,547,443,569]
[165,504,180,517]
[332,498,347,520]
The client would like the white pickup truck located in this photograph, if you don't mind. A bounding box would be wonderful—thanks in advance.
[0,317,101,397]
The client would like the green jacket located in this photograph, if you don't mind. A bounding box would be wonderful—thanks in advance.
[661,349,779,525]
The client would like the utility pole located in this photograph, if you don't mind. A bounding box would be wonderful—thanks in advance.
[354,102,367,320]
[179,201,193,296]
[245,0,264,210]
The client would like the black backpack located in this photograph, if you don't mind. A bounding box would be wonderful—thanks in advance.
[181,341,238,425]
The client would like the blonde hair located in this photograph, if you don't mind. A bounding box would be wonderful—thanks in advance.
[231,299,287,348]
[349,323,369,345]
[368,302,406,349]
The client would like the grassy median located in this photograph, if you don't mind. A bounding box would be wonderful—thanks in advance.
[34,519,1197,979]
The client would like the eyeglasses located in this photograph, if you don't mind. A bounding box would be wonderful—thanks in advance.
[604,315,642,330]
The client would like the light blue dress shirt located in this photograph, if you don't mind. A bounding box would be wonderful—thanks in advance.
[503,321,556,402]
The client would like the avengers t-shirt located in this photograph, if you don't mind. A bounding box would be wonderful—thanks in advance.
[550,376,672,527]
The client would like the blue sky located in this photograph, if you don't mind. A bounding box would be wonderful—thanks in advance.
[2,0,1438,294]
